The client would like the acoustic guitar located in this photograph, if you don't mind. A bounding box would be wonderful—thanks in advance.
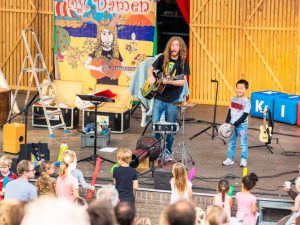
[259,106,273,144]
[90,58,135,80]
[141,72,184,100]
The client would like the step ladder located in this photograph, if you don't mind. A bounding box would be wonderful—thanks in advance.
[8,28,69,138]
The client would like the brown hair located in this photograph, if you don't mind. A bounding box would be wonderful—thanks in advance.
[163,36,187,74]
[0,155,12,168]
[172,162,188,194]
[117,148,132,164]
[59,150,76,177]
[217,179,230,208]
[17,160,31,176]
[40,161,54,177]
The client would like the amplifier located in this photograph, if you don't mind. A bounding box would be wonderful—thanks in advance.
[154,168,173,190]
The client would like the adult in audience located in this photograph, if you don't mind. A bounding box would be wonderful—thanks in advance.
[165,200,196,225]
[96,185,119,207]
[4,160,37,201]
[87,200,116,225]
[21,197,90,225]
[0,200,24,225]
[135,217,151,225]
[115,201,136,225]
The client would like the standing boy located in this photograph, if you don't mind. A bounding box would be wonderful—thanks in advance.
[113,148,138,203]
[222,79,251,167]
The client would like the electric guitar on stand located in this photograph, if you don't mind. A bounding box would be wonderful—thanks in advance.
[141,72,184,100]
[259,106,273,144]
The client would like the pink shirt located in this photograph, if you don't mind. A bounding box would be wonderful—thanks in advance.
[236,192,257,225]
[56,174,78,201]
[214,193,231,219]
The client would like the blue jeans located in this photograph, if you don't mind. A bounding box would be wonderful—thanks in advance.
[152,99,178,153]
[227,123,248,160]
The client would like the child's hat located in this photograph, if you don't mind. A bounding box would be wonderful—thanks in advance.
[218,123,235,140]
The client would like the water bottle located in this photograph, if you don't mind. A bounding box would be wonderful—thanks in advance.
[58,142,68,162]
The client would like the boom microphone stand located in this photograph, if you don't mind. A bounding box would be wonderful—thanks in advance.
[189,79,225,144]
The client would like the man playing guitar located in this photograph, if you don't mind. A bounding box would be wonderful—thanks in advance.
[147,36,190,160]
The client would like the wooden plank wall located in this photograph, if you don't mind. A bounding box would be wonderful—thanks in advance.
[0,0,53,91]
[190,0,300,106]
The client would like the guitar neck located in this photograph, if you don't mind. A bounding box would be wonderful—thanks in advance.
[105,66,135,71]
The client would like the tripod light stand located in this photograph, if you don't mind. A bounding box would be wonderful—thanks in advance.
[189,79,225,144]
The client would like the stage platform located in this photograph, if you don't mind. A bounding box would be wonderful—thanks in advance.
[0,100,299,199]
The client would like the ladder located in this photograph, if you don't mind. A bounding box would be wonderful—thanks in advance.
[8,28,69,138]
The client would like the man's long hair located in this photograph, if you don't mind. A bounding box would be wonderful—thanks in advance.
[163,36,187,74]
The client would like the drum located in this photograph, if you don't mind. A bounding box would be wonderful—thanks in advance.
[153,122,179,134]
[130,135,161,168]
[0,88,10,125]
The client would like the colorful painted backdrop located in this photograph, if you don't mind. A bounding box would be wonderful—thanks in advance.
[54,0,156,92]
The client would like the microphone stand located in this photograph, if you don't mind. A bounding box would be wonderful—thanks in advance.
[189,79,225,144]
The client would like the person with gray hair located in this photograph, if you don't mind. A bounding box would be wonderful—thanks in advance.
[96,185,119,207]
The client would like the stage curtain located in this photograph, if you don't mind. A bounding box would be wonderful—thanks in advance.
[176,0,190,24]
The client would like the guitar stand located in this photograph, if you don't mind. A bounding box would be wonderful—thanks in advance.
[189,79,225,145]
[130,99,149,116]
[249,144,273,154]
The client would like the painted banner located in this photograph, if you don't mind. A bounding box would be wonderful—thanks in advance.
[54,0,156,92]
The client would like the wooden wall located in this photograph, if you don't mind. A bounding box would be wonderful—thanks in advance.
[190,0,300,106]
[0,0,53,91]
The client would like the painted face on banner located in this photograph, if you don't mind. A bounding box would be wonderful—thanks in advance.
[101,29,114,49]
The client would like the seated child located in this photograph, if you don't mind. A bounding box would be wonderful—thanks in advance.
[0,156,17,200]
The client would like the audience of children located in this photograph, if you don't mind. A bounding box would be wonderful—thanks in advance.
[236,172,259,225]
[0,156,17,200]
[213,179,232,220]
[56,150,79,201]
[35,160,56,196]
[170,162,192,204]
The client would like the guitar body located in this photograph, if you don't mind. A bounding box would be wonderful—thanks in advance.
[259,106,273,144]
[259,125,269,143]
[141,80,166,100]
[90,58,122,80]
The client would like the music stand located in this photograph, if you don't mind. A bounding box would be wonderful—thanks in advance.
[76,94,116,165]
[189,79,225,144]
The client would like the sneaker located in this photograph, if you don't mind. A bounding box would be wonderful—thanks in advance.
[240,158,247,167]
[222,158,234,166]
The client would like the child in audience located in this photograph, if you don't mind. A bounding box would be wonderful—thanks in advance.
[0,156,17,200]
[205,205,229,225]
[213,179,232,220]
[236,172,258,225]
[286,176,300,225]
[113,148,138,203]
[56,150,79,201]
[72,168,95,191]
[136,217,152,225]
[170,162,192,204]
[35,161,56,196]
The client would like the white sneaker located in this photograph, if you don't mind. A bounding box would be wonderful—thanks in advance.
[240,158,247,167]
[222,158,234,166]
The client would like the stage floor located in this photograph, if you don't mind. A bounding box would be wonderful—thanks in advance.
[1,102,299,199]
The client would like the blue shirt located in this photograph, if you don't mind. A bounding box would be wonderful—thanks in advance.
[4,178,37,201]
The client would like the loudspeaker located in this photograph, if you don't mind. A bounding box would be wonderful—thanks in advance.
[154,168,173,190]
[3,123,25,154]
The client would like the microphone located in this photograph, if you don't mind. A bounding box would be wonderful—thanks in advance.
[211,79,217,83]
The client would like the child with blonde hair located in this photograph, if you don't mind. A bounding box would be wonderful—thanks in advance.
[35,160,56,196]
[286,176,300,225]
[213,179,232,220]
[170,162,192,204]
[113,148,138,203]
[205,205,229,225]
[0,156,17,200]
[136,217,152,225]
[56,150,79,201]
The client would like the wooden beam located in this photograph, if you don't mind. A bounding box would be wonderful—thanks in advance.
[242,28,284,91]
[190,26,234,94]
[0,8,53,15]
[296,0,300,94]
[190,0,209,24]
[243,0,265,26]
